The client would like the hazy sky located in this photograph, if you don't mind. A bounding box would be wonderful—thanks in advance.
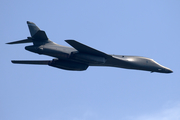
[1,0,180,120]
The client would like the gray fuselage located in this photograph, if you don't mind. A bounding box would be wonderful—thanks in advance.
[25,41,172,73]
[8,21,172,73]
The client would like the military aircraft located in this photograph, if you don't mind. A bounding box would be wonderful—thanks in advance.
[6,21,172,73]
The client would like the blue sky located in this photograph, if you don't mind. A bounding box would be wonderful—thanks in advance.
[1,0,180,120]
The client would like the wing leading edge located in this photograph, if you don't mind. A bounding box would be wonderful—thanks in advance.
[65,40,110,58]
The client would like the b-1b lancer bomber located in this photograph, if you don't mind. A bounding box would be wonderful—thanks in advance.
[7,21,173,73]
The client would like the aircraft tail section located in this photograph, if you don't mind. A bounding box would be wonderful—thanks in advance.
[27,21,48,40]
[6,21,50,45]
[27,21,40,37]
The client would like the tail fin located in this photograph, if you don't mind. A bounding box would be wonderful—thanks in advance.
[27,21,40,37]
[6,21,50,45]
[27,21,48,40]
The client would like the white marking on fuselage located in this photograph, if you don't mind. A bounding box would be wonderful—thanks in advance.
[126,58,134,61]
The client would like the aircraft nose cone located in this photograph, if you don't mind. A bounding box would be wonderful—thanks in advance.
[157,67,173,73]
[167,69,173,73]
[164,68,173,73]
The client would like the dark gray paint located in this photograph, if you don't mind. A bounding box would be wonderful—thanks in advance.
[7,21,172,73]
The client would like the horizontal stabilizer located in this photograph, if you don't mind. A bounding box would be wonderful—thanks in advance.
[6,39,32,44]
[65,40,110,58]
[11,60,50,65]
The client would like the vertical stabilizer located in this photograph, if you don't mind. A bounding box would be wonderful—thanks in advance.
[27,21,49,44]
[6,21,50,45]
[27,21,40,37]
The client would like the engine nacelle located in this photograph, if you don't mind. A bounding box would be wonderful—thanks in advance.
[48,59,88,71]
